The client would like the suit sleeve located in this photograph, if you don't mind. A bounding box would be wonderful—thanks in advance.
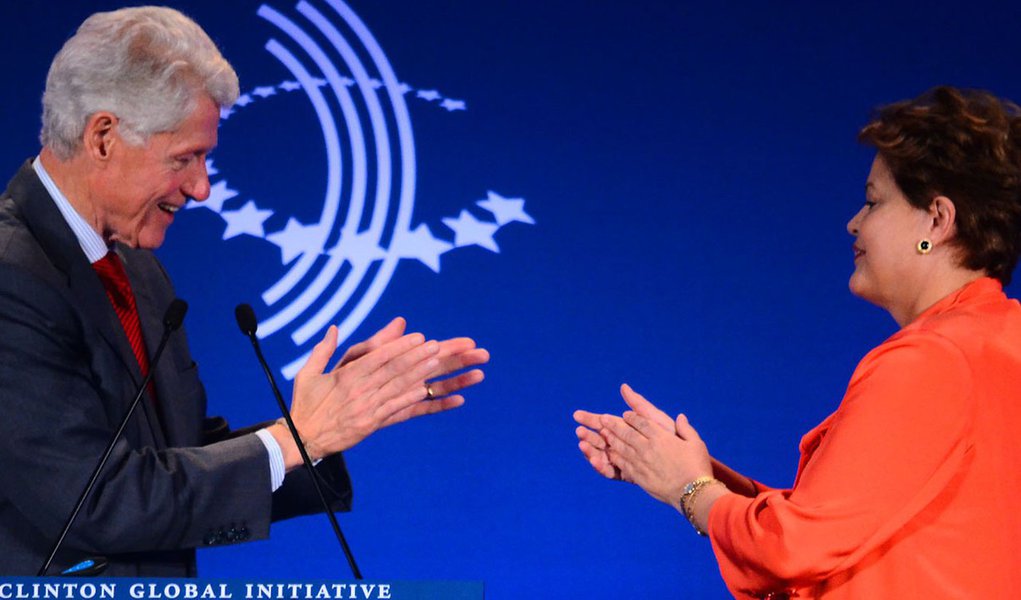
[707,332,975,597]
[0,263,274,557]
[272,453,353,521]
[209,419,354,520]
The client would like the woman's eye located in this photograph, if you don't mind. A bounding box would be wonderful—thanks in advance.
[864,200,877,209]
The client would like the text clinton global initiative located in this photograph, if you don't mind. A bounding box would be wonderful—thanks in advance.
[0,582,395,600]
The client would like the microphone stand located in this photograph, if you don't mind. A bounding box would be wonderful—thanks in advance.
[37,299,188,576]
[234,303,363,579]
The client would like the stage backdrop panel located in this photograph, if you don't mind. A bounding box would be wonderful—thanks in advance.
[2,1,1020,597]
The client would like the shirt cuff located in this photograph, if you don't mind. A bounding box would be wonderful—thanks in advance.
[255,428,285,492]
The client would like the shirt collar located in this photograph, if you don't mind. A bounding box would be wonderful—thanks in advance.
[32,156,109,264]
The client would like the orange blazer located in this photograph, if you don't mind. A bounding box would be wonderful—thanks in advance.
[708,277,1021,598]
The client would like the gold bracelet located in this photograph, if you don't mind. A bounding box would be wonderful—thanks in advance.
[679,476,723,536]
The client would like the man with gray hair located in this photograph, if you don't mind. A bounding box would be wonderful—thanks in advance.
[0,6,488,576]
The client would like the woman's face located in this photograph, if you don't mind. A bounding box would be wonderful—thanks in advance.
[846,155,934,312]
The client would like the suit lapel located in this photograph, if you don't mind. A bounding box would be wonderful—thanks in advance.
[6,161,167,448]
[120,249,179,447]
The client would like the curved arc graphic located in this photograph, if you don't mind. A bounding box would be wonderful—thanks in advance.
[256,4,372,338]
[282,0,418,378]
[298,1,393,239]
[256,38,339,310]
[287,1,397,346]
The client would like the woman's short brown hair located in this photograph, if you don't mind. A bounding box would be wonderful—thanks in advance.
[859,86,1021,284]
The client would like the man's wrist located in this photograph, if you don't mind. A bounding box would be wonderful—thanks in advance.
[254,429,285,491]
[267,421,303,471]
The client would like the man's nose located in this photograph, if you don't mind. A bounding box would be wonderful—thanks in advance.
[183,160,210,201]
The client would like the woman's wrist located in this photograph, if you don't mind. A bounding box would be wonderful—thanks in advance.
[678,475,728,536]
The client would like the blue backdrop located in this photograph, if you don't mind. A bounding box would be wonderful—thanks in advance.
[3,1,1021,597]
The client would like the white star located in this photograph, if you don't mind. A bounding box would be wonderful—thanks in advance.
[476,191,535,226]
[393,224,453,273]
[442,210,500,253]
[368,78,383,90]
[397,82,412,94]
[220,201,274,240]
[337,76,355,87]
[279,80,301,91]
[187,180,238,213]
[219,106,234,120]
[266,218,326,264]
[206,159,218,177]
[253,86,277,98]
[416,89,441,101]
[327,230,386,270]
[235,94,254,107]
[441,98,466,112]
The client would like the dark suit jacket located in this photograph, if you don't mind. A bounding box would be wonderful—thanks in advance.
[0,161,352,576]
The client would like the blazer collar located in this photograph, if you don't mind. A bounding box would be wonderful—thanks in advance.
[5,161,168,447]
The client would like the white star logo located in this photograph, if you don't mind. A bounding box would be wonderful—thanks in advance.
[440,99,466,111]
[416,89,441,101]
[476,191,535,226]
[442,210,500,253]
[279,80,301,92]
[394,224,454,273]
[252,86,277,98]
[220,200,274,240]
[327,231,387,270]
[266,218,326,264]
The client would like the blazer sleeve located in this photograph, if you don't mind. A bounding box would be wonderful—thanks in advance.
[707,331,975,597]
[272,453,353,521]
[0,262,275,557]
[208,419,354,520]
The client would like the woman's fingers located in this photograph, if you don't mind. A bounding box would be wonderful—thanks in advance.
[620,383,673,432]
[675,413,702,441]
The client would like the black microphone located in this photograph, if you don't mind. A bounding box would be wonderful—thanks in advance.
[38,299,188,576]
[164,299,188,331]
[234,303,363,579]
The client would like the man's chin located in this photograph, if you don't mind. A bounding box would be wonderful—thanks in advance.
[119,228,168,250]
[138,234,167,250]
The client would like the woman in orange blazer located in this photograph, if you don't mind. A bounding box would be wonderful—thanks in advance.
[575,86,1021,598]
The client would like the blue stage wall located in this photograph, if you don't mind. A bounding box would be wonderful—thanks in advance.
[3,1,1020,597]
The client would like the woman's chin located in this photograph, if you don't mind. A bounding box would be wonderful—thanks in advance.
[848,272,874,303]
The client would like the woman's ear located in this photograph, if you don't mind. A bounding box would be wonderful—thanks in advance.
[928,195,957,244]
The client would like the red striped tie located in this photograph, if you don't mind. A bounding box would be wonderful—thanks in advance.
[92,252,155,400]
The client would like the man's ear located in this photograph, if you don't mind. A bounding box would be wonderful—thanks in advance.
[81,112,119,162]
